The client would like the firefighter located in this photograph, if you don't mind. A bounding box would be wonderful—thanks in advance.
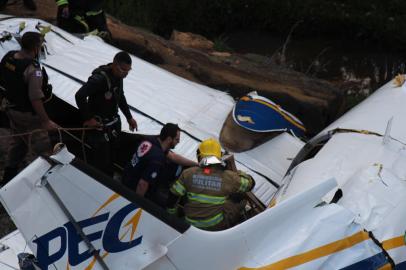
[75,51,137,176]
[55,0,110,40]
[168,138,255,231]
[122,123,198,207]
[0,32,57,185]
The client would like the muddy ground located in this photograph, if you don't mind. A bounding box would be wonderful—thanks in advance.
[0,128,16,238]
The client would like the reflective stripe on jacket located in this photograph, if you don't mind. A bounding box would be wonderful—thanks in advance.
[170,166,253,229]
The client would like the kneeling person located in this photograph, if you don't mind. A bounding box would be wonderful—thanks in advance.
[168,138,254,231]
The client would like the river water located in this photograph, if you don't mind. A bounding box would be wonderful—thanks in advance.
[227,31,406,105]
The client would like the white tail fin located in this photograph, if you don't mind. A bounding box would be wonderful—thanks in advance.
[0,149,186,269]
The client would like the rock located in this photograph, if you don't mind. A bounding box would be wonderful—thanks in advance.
[170,30,214,50]
[210,51,232,57]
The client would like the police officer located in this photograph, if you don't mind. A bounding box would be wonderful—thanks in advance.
[168,138,254,231]
[122,123,198,206]
[55,0,110,39]
[0,32,58,185]
[75,51,137,176]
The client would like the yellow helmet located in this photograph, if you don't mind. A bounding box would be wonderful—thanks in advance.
[198,138,222,159]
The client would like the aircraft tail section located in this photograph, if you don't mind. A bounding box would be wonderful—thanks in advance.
[0,148,187,269]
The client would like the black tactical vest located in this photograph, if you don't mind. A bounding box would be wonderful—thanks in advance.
[0,51,35,112]
[88,65,123,120]
[0,51,52,113]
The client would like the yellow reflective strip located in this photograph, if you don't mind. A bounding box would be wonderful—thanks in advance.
[171,181,186,196]
[382,235,405,250]
[238,177,249,192]
[251,99,306,132]
[56,0,68,6]
[187,192,225,205]
[238,231,370,270]
[86,10,103,16]
[74,15,89,32]
[185,212,224,228]
[167,207,177,215]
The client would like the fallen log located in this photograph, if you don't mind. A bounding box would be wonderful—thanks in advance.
[108,18,344,135]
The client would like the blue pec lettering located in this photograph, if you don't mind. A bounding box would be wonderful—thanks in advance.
[33,203,143,269]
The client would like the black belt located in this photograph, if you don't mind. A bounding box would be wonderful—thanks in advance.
[103,117,119,127]
[95,115,119,127]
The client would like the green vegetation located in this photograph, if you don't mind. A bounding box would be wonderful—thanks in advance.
[104,0,406,51]
[213,34,232,52]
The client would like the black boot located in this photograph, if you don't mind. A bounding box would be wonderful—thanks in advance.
[23,0,36,11]
[0,0,7,10]
[1,166,18,187]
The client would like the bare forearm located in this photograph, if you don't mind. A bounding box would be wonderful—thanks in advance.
[168,151,198,167]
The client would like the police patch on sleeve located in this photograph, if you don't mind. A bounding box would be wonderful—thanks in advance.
[137,141,152,157]
[35,70,42,77]
[104,91,113,100]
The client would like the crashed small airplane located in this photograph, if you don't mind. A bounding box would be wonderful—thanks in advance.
[0,17,406,270]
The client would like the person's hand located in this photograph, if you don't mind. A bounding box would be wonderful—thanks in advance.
[42,120,59,131]
[128,117,138,132]
[83,118,102,130]
[60,5,70,19]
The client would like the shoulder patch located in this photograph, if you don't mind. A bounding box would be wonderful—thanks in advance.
[137,141,152,157]
[35,70,42,77]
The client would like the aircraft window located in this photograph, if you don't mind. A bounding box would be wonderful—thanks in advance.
[330,189,343,204]
[285,133,332,175]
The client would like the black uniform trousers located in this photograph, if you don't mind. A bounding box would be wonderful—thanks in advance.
[84,118,120,177]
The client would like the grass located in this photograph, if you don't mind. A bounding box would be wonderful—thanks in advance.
[213,34,232,52]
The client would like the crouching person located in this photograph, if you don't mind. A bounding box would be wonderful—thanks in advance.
[122,123,197,207]
[168,138,254,231]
